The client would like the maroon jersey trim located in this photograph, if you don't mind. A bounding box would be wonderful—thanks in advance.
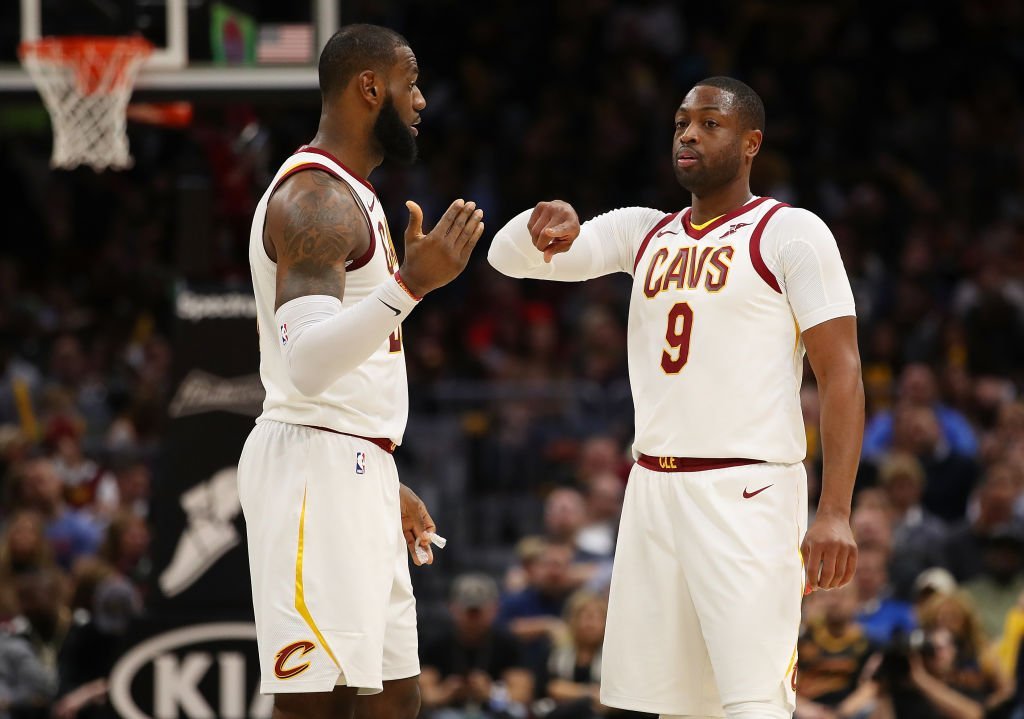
[681,196,772,239]
[295,145,377,195]
[633,212,680,273]
[637,454,764,472]
[749,202,791,293]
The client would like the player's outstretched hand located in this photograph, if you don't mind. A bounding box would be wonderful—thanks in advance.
[527,200,580,263]
[399,199,484,297]
[801,511,857,592]
[399,483,437,567]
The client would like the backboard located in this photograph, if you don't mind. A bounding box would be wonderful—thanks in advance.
[0,0,338,92]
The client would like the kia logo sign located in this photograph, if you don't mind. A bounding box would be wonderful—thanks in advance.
[110,623,271,719]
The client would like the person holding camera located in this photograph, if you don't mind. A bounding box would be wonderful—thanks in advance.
[833,591,1013,718]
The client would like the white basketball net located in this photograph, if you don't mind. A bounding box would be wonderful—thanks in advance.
[20,38,152,171]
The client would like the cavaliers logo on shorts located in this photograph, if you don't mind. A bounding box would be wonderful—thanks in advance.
[274,640,316,679]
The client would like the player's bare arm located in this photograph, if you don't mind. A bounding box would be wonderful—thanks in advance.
[801,315,863,591]
[527,200,580,262]
[266,169,369,309]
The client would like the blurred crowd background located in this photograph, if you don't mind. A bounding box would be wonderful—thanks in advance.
[1,0,1024,717]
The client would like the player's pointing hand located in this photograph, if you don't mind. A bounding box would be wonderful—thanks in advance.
[527,200,580,263]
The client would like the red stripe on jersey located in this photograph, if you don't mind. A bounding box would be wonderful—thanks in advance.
[749,202,790,294]
[633,212,680,273]
[270,161,376,273]
[681,196,772,239]
[296,145,377,196]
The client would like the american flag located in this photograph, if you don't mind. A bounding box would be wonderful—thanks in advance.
[257,24,314,64]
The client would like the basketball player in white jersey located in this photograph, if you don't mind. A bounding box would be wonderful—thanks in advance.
[489,77,863,718]
[238,25,484,719]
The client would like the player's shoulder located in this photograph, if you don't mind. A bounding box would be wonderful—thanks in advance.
[761,202,839,254]
[264,169,371,266]
[271,167,356,210]
[763,204,835,244]
[268,169,367,232]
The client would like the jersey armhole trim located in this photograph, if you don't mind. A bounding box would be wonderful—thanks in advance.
[633,212,679,273]
[265,162,375,272]
[749,202,791,294]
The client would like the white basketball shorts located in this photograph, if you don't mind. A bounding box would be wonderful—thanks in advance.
[600,460,807,716]
[237,420,418,695]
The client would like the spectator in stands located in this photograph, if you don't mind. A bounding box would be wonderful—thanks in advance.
[7,459,102,570]
[498,541,576,671]
[574,473,622,560]
[66,558,115,615]
[420,573,532,719]
[111,461,150,519]
[0,326,42,430]
[963,528,1024,642]
[503,536,546,594]
[983,401,1024,465]
[911,567,958,611]
[915,592,1014,715]
[796,582,872,713]
[498,542,575,638]
[10,570,70,684]
[535,591,628,719]
[877,452,948,599]
[890,402,980,521]
[543,488,604,565]
[43,335,109,440]
[835,592,1013,719]
[864,363,978,460]
[574,436,626,486]
[854,545,916,646]
[0,628,56,719]
[955,257,1024,379]
[946,464,1024,582]
[53,575,141,719]
[543,489,586,548]
[48,419,117,516]
[0,511,54,620]
[98,513,151,596]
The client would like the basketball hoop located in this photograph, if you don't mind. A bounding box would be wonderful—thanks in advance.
[19,36,153,171]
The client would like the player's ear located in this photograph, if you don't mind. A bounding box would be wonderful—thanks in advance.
[746,129,763,159]
[358,71,381,106]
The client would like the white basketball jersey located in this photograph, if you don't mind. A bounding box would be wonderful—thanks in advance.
[248,146,408,444]
[630,197,815,463]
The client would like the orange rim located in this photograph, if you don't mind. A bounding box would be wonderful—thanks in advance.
[19,36,153,94]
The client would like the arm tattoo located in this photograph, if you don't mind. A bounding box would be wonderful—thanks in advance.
[274,171,368,308]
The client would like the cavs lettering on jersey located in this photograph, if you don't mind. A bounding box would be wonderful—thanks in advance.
[628,197,855,462]
[248,146,409,444]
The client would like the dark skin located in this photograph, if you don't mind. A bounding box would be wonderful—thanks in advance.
[264,45,479,719]
[264,45,485,303]
[526,84,861,592]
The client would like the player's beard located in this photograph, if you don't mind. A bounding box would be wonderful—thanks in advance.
[373,93,417,166]
[674,140,744,197]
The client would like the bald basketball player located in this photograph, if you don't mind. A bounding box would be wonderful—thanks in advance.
[489,77,863,719]
[238,24,484,719]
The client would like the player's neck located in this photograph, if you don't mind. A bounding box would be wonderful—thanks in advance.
[308,128,382,181]
[689,182,754,226]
